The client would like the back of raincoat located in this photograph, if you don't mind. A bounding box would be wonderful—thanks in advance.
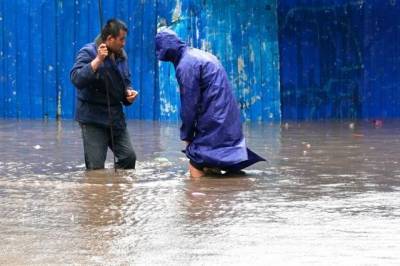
[156,29,265,170]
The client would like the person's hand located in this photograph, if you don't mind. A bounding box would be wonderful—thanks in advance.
[91,43,108,72]
[126,89,138,103]
[96,43,108,62]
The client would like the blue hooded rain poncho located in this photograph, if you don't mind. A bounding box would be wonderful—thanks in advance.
[155,29,265,171]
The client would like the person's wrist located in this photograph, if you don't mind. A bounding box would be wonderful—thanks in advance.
[94,57,103,65]
[91,58,101,72]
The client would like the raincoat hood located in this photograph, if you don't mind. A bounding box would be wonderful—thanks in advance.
[155,28,187,65]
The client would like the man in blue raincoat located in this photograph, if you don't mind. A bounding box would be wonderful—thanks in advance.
[70,19,138,170]
[155,28,265,177]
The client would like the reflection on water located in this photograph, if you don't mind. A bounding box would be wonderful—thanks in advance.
[0,120,399,265]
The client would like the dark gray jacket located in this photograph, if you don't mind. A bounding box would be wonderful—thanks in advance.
[70,42,132,129]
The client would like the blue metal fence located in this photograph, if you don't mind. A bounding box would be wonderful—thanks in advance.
[0,0,281,122]
[2,1,398,122]
[278,0,400,120]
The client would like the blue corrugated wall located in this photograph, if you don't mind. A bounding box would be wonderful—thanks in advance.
[0,0,280,122]
[2,1,399,122]
[156,0,281,121]
[278,0,400,120]
[363,0,400,118]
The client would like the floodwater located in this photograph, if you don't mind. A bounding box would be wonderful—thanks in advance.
[0,120,399,265]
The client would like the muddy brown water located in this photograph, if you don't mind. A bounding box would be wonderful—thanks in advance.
[0,120,399,265]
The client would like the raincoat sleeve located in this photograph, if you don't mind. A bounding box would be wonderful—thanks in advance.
[177,64,201,142]
[70,47,97,89]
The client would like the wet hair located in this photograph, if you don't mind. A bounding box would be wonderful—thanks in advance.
[100,19,128,41]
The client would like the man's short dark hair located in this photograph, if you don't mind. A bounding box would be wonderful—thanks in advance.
[101,19,128,41]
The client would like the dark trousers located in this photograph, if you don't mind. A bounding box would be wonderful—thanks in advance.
[80,123,136,170]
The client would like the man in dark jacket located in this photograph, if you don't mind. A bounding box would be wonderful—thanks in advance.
[70,19,137,170]
[155,28,265,178]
